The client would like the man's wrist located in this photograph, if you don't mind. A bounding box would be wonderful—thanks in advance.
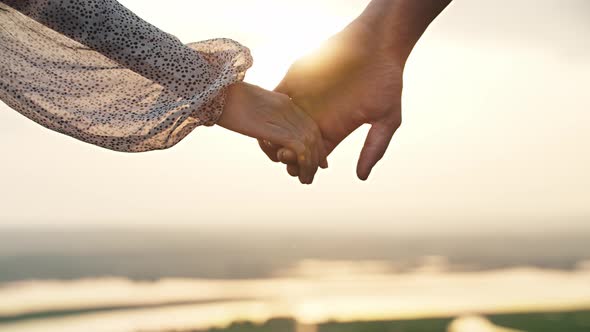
[354,2,417,68]
[352,15,413,68]
[355,0,452,67]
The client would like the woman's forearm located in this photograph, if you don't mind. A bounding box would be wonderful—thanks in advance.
[0,0,251,152]
[357,0,453,66]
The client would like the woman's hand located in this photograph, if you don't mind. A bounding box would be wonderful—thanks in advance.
[218,82,328,184]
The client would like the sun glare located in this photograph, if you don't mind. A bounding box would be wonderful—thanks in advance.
[243,4,352,89]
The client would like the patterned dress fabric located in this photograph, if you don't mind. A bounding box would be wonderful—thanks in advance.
[0,0,253,151]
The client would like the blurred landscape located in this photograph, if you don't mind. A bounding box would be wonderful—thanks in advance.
[1,228,590,332]
[3,228,590,282]
[2,228,590,282]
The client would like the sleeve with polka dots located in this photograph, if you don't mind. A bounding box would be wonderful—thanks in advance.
[0,0,253,152]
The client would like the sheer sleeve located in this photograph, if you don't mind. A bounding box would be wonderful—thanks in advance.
[0,0,253,152]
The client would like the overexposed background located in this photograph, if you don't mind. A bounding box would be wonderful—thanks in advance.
[0,0,588,232]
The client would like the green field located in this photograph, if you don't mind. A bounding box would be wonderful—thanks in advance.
[174,310,590,332]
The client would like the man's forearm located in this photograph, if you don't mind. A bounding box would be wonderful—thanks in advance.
[357,0,453,65]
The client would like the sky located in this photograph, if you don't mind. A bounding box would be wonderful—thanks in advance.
[0,0,589,233]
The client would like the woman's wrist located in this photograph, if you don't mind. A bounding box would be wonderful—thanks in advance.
[218,82,288,139]
[219,82,263,136]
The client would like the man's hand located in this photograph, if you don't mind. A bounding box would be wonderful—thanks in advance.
[260,0,452,181]
[260,21,403,181]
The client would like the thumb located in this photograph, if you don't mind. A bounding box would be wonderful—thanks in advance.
[356,120,400,181]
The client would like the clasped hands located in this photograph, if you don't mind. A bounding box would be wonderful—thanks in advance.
[218,19,404,184]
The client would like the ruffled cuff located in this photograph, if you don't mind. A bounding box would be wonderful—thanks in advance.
[184,38,253,127]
